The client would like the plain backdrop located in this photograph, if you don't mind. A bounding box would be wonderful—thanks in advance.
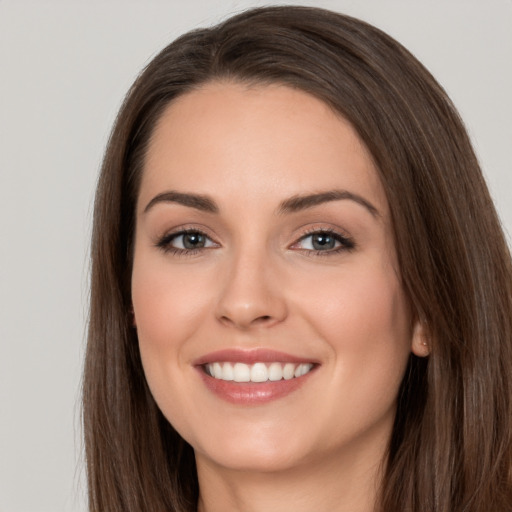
[0,1,510,511]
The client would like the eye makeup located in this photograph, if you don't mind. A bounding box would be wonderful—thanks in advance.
[291,227,356,256]
[154,224,356,258]
[155,227,219,256]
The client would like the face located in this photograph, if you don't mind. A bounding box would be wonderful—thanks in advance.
[131,82,423,475]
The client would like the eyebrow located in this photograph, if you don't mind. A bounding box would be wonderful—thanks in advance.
[144,191,219,214]
[143,189,379,217]
[278,190,380,217]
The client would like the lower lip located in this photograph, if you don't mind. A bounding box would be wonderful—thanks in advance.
[197,368,315,405]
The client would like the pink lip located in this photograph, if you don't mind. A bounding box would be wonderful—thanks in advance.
[193,349,319,405]
[193,348,317,366]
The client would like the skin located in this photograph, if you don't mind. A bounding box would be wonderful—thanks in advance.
[131,81,427,512]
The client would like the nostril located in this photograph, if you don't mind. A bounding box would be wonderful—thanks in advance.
[216,291,288,328]
[219,314,274,328]
[254,315,272,324]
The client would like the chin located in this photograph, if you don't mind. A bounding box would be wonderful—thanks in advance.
[179,411,312,473]
[195,438,308,474]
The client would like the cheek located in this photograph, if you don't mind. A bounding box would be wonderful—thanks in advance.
[130,253,207,404]
[131,255,215,436]
[332,272,409,346]
[131,256,213,355]
[298,256,410,335]
[295,261,412,391]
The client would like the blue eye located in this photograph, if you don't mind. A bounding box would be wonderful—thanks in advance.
[301,233,338,250]
[295,230,355,253]
[157,230,216,253]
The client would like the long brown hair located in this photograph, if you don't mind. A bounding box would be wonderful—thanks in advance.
[83,6,512,511]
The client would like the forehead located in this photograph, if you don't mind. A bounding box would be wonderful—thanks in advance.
[140,81,388,216]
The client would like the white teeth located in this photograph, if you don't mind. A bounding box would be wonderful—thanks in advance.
[268,362,283,381]
[233,362,251,382]
[283,363,295,380]
[222,362,234,381]
[294,363,312,378]
[250,362,268,382]
[205,361,314,382]
[213,362,223,379]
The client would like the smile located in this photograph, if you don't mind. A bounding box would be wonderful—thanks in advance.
[204,362,315,382]
[195,349,319,404]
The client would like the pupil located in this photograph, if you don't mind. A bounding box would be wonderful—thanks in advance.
[183,233,205,249]
[312,233,335,250]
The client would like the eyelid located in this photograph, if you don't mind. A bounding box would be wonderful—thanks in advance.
[290,226,356,254]
[153,224,355,256]
[155,225,220,254]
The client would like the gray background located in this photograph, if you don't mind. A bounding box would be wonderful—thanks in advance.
[1,1,510,511]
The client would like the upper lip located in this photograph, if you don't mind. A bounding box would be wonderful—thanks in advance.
[193,348,319,366]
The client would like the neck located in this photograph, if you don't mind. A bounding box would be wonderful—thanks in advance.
[195,441,386,512]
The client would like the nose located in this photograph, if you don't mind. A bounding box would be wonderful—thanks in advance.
[215,250,288,330]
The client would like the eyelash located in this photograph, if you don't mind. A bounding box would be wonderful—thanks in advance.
[293,228,356,256]
[155,227,355,257]
[155,228,217,256]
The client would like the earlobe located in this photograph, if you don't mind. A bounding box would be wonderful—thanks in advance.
[411,320,430,357]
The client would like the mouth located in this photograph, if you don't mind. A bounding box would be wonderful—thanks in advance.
[203,361,315,382]
[194,349,319,405]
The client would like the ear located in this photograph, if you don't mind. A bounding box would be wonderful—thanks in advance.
[410,320,430,357]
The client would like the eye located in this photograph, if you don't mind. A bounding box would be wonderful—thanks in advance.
[173,232,211,249]
[156,229,217,254]
[293,230,355,254]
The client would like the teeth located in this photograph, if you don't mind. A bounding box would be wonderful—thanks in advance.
[250,362,268,382]
[222,362,234,381]
[283,363,295,380]
[213,362,223,379]
[205,362,313,383]
[268,362,283,381]
[294,363,311,378]
[233,362,250,382]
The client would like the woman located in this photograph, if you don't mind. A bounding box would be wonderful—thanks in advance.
[83,6,512,511]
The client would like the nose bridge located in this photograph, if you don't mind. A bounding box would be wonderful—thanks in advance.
[215,241,287,329]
